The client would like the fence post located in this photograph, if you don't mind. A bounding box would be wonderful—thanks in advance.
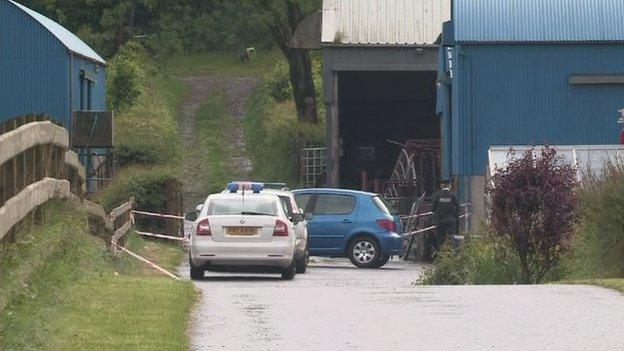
[165,179,176,236]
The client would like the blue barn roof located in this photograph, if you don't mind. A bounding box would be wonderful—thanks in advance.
[454,0,624,43]
[8,0,105,64]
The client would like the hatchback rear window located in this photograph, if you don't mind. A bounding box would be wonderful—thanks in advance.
[313,194,356,215]
[372,196,397,215]
[207,198,278,216]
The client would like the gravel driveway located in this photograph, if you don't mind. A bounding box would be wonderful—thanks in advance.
[181,258,624,351]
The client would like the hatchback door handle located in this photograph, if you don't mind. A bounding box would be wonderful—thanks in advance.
[341,218,353,223]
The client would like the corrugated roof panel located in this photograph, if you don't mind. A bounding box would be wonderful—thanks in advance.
[8,0,106,63]
[455,0,624,43]
[322,0,451,45]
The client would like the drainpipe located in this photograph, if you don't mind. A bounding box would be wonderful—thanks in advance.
[451,0,454,20]
[456,45,473,213]
[69,52,74,146]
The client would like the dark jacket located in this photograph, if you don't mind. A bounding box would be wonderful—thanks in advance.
[431,188,459,225]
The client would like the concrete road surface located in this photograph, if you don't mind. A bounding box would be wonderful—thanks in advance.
[181,258,624,351]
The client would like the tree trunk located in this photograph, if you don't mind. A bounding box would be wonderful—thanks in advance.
[519,252,532,284]
[284,50,318,124]
[112,0,136,53]
[266,0,319,124]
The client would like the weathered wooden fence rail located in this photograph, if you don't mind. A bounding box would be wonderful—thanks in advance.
[0,116,132,247]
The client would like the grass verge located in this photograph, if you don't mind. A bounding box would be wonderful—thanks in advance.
[0,201,195,350]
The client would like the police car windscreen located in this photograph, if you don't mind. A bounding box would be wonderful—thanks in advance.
[207,198,278,216]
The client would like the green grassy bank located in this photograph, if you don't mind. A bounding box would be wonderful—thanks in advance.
[0,202,196,350]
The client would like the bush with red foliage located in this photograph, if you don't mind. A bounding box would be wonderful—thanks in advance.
[489,147,578,284]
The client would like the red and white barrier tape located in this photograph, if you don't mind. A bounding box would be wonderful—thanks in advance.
[111,240,181,280]
[401,211,433,220]
[405,225,437,236]
[135,230,186,241]
[131,210,184,220]
[400,203,471,220]
[404,213,471,236]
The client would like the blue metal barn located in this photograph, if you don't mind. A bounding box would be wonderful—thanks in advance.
[0,0,106,130]
[438,0,624,212]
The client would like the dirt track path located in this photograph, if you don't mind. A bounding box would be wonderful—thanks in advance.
[179,75,257,211]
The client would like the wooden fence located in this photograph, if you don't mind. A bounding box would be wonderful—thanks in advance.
[0,115,132,247]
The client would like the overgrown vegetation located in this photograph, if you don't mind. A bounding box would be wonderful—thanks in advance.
[109,43,182,168]
[101,42,183,215]
[421,227,522,285]
[244,56,325,186]
[0,201,196,350]
[424,148,579,285]
[96,165,179,212]
[424,149,624,290]
[568,164,624,279]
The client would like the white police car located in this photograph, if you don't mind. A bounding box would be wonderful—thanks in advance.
[188,182,298,280]
[222,182,310,273]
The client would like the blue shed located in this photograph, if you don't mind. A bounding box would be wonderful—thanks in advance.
[438,0,624,216]
[0,0,106,130]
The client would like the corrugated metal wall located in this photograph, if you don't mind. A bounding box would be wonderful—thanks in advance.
[1,1,106,130]
[322,0,451,45]
[454,0,624,43]
[0,0,69,127]
[71,57,107,113]
[450,43,624,175]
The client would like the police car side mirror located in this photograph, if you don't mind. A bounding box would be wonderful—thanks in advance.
[291,213,304,224]
[185,211,198,221]
[195,204,203,212]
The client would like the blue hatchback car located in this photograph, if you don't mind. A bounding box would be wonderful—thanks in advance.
[292,188,403,268]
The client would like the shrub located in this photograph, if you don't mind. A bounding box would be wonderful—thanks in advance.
[571,164,624,278]
[489,147,578,284]
[263,55,323,104]
[106,42,150,112]
[96,165,179,213]
[421,228,522,285]
[263,59,293,102]
[114,90,181,166]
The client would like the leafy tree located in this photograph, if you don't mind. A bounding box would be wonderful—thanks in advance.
[489,147,579,284]
[256,0,320,124]
[19,0,274,57]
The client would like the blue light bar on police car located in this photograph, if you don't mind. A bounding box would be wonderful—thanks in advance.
[227,181,265,193]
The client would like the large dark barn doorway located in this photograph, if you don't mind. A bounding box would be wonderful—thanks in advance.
[338,71,439,189]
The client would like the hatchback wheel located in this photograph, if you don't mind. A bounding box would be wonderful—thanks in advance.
[348,237,380,268]
[373,253,391,268]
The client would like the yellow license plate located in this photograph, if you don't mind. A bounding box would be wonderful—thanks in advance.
[226,226,257,236]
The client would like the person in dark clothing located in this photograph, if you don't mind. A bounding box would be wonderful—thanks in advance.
[430,178,459,254]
